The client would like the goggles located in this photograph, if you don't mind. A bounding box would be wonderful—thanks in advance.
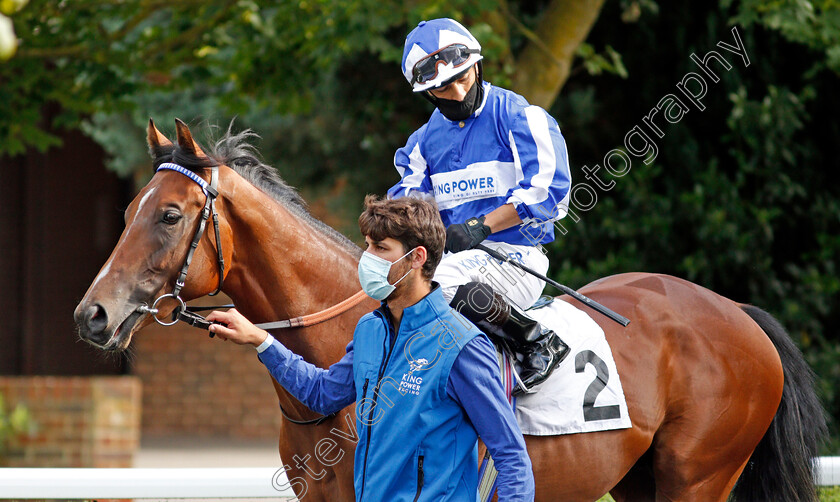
[411,44,480,86]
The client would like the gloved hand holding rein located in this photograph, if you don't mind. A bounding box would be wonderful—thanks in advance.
[445,216,492,253]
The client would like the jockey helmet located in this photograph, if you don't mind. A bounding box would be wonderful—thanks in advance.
[402,18,483,93]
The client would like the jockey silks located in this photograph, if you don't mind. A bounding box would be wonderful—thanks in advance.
[389,82,572,247]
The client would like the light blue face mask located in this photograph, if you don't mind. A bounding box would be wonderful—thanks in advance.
[358,247,416,301]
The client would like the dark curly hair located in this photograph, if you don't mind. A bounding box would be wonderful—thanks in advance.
[358,195,446,280]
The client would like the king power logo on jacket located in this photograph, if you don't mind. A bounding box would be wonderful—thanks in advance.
[400,358,430,396]
[433,175,496,201]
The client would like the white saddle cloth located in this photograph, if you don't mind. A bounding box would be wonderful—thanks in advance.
[514,299,632,436]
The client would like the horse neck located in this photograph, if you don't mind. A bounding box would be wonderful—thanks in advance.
[218,170,367,366]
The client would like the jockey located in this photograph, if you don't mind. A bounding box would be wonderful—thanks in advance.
[389,18,572,392]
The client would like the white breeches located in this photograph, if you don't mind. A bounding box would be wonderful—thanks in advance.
[434,241,549,311]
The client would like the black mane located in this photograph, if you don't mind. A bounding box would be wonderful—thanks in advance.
[149,124,360,255]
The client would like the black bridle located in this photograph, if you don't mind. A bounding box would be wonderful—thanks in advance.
[137,161,338,426]
[140,162,226,330]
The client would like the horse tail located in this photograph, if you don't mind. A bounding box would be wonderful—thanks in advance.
[731,304,827,502]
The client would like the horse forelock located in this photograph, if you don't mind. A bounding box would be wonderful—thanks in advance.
[148,123,361,256]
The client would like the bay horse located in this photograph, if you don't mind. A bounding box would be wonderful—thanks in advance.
[75,119,825,501]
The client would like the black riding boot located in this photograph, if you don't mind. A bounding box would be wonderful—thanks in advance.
[451,282,570,393]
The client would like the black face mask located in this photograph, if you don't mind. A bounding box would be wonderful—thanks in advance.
[432,79,483,121]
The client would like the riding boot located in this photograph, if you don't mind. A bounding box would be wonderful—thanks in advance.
[451,282,570,394]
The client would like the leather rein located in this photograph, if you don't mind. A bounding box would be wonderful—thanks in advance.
[139,161,367,333]
[137,162,367,426]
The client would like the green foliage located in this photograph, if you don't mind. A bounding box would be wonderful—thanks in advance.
[0,0,490,157]
[0,0,239,155]
[724,0,840,75]
[0,392,30,454]
[576,43,629,78]
[2,0,839,453]
[547,0,840,450]
[821,486,840,502]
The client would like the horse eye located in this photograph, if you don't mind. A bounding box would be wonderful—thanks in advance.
[162,211,182,225]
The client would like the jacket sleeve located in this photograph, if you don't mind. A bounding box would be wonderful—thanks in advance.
[447,335,535,501]
[257,338,356,415]
[506,105,572,224]
[388,124,433,199]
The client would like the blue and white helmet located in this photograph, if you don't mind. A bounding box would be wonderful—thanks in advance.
[402,18,483,93]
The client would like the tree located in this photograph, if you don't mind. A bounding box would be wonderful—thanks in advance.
[0,0,619,158]
[508,0,609,108]
[3,0,839,450]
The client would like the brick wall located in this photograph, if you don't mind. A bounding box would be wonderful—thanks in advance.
[132,294,283,439]
[0,376,141,467]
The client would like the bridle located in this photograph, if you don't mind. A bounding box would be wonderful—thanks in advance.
[136,160,369,426]
[137,161,368,333]
[136,161,367,425]
[140,162,226,330]
[140,161,368,333]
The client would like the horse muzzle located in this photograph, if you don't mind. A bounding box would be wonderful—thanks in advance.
[74,302,144,351]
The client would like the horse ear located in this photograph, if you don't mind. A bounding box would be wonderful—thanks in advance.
[174,118,208,158]
[147,118,173,149]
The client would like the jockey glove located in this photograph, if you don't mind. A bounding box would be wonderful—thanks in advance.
[445,216,492,253]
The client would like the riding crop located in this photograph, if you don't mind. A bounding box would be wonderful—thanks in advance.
[475,244,630,327]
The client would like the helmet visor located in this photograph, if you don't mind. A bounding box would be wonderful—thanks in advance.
[411,44,480,87]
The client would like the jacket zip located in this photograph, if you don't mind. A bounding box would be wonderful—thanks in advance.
[356,378,371,500]
[412,455,425,502]
[359,309,398,501]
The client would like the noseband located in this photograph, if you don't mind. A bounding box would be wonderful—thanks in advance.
[139,162,368,333]
[144,162,226,327]
[138,161,366,426]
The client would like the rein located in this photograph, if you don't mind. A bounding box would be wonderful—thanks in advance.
[139,161,367,426]
[138,161,369,332]
[174,290,369,332]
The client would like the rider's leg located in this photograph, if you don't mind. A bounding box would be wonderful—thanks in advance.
[434,243,567,391]
[434,242,547,309]
[450,281,569,393]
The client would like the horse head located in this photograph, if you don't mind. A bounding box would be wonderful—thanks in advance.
[74,119,233,351]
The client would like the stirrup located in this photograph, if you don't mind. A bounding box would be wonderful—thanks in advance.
[512,332,570,396]
[510,358,538,395]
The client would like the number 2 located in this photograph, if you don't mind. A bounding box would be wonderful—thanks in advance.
[575,350,621,422]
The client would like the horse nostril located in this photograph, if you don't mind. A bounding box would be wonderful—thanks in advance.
[84,304,110,342]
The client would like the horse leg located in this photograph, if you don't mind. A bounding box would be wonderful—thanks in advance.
[610,436,745,502]
[609,448,655,502]
[526,428,651,502]
[647,363,781,501]
[651,435,749,502]
[274,408,358,502]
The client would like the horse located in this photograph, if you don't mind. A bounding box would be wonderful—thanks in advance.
[75,119,825,502]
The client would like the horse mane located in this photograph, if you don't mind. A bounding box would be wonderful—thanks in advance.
[149,123,361,256]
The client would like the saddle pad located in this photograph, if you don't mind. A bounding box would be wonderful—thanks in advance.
[514,299,632,436]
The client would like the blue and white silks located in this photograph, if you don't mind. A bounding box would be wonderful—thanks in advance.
[389,82,572,247]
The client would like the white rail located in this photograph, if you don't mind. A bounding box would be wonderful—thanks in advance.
[0,458,838,499]
[0,467,293,498]
[817,456,840,486]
